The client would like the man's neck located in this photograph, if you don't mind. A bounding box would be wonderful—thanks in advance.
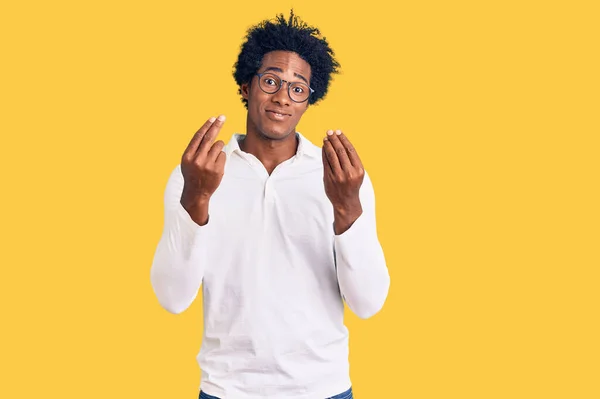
[240,131,298,175]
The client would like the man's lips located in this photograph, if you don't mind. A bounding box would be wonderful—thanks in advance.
[266,110,291,117]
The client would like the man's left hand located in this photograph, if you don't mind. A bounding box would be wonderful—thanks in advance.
[322,129,365,235]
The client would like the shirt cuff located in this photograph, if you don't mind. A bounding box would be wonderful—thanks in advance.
[333,211,380,271]
[173,200,215,254]
[175,200,203,235]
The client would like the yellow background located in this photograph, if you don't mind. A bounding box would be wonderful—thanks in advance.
[1,0,598,398]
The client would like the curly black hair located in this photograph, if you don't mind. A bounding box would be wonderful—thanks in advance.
[233,10,341,108]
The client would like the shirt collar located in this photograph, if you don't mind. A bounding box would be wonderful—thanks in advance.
[223,132,320,159]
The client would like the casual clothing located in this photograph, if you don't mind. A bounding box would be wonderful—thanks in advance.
[151,133,389,399]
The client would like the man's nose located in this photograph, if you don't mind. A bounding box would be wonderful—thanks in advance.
[271,82,291,106]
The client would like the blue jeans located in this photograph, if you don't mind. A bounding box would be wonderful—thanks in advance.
[199,386,353,399]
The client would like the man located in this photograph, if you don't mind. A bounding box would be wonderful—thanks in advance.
[150,10,390,399]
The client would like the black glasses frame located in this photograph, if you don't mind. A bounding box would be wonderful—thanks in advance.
[255,72,314,103]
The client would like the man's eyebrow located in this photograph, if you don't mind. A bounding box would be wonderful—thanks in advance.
[294,73,309,85]
[262,66,309,85]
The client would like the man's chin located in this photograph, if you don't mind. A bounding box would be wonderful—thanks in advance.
[260,127,294,141]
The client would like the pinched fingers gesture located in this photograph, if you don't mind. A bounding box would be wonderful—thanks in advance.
[181,115,227,204]
[322,129,365,212]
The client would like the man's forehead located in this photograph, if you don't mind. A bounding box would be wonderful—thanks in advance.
[260,51,311,78]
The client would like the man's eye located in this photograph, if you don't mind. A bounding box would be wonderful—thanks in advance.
[293,86,304,93]
[265,78,277,85]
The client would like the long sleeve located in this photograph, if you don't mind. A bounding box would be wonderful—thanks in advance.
[150,164,211,314]
[334,171,391,319]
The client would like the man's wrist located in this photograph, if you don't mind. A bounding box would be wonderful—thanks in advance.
[180,193,211,226]
[333,199,362,235]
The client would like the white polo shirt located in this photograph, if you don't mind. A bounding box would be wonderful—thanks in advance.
[150,132,390,399]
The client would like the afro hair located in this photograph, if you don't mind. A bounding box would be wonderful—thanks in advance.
[233,10,341,108]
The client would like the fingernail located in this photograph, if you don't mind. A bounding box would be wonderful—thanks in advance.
[335,129,342,135]
[323,137,329,141]
[209,117,216,123]
[218,115,226,122]
[327,130,333,136]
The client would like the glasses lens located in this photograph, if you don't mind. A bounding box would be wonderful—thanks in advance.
[289,82,310,102]
[258,73,281,94]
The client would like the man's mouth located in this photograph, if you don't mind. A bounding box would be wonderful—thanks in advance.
[265,110,291,120]
[266,110,290,116]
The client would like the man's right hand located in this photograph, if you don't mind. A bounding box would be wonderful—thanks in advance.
[180,115,227,225]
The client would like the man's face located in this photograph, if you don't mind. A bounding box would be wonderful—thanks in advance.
[241,51,312,141]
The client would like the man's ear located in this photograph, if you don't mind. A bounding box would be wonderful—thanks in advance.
[241,83,249,100]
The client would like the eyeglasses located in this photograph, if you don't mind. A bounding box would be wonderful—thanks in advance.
[255,72,314,103]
